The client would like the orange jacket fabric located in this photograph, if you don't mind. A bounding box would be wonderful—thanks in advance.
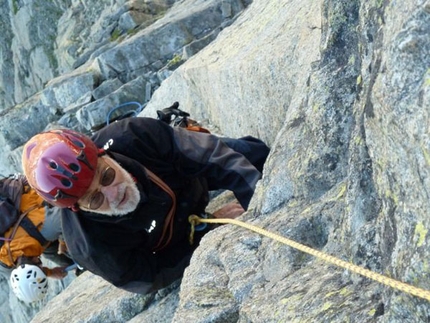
[0,188,45,267]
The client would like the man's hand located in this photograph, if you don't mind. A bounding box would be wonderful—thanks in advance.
[47,267,68,279]
[212,202,245,219]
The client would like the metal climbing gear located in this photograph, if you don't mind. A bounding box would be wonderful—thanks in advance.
[157,102,210,133]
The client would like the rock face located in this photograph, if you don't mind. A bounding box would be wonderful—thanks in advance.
[0,0,248,176]
[1,0,430,322]
[0,0,250,322]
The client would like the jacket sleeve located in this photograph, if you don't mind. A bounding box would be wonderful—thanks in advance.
[93,118,263,209]
[170,126,262,209]
[40,206,64,241]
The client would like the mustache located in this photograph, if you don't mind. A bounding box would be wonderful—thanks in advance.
[110,184,126,208]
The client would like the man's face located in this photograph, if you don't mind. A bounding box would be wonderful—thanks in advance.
[77,156,140,215]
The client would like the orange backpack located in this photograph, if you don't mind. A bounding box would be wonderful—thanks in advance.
[0,178,47,268]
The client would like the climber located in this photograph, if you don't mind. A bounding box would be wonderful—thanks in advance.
[0,174,74,302]
[21,116,270,294]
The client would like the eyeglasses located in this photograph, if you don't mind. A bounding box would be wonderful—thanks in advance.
[87,166,116,210]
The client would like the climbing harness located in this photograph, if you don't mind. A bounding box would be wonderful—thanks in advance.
[189,215,430,302]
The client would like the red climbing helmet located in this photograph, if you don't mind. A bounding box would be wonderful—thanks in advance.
[22,129,99,208]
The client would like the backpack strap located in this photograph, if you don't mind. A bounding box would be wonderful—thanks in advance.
[19,217,48,247]
[144,168,177,253]
[0,204,47,248]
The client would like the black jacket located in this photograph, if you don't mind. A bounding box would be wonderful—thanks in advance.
[62,117,269,293]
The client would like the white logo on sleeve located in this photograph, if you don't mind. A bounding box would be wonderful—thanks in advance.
[103,139,114,150]
[146,220,157,233]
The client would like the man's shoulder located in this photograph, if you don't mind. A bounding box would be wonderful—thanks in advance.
[114,116,160,127]
[93,117,161,138]
[92,117,172,150]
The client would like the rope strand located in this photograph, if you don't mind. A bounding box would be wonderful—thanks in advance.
[189,215,430,302]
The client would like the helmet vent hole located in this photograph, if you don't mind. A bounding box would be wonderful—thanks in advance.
[49,161,58,169]
[69,163,80,172]
[72,139,84,148]
[61,178,72,188]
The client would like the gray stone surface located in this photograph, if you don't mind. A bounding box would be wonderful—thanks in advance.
[0,0,247,176]
[0,0,429,322]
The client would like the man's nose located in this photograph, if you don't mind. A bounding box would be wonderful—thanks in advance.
[100,184,118,203]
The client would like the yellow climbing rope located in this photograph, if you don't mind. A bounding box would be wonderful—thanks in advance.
[189,215,430,302]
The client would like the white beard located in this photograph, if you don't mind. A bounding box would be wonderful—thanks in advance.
[100,182,140,216]
[88,157,141,216]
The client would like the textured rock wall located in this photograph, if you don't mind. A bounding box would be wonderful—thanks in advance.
[5,0,71,108]
[142,0,321,145]
[0,0,247,177]
[0,1,250,322]
[141,0,430,321]
[1,0,429,322]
